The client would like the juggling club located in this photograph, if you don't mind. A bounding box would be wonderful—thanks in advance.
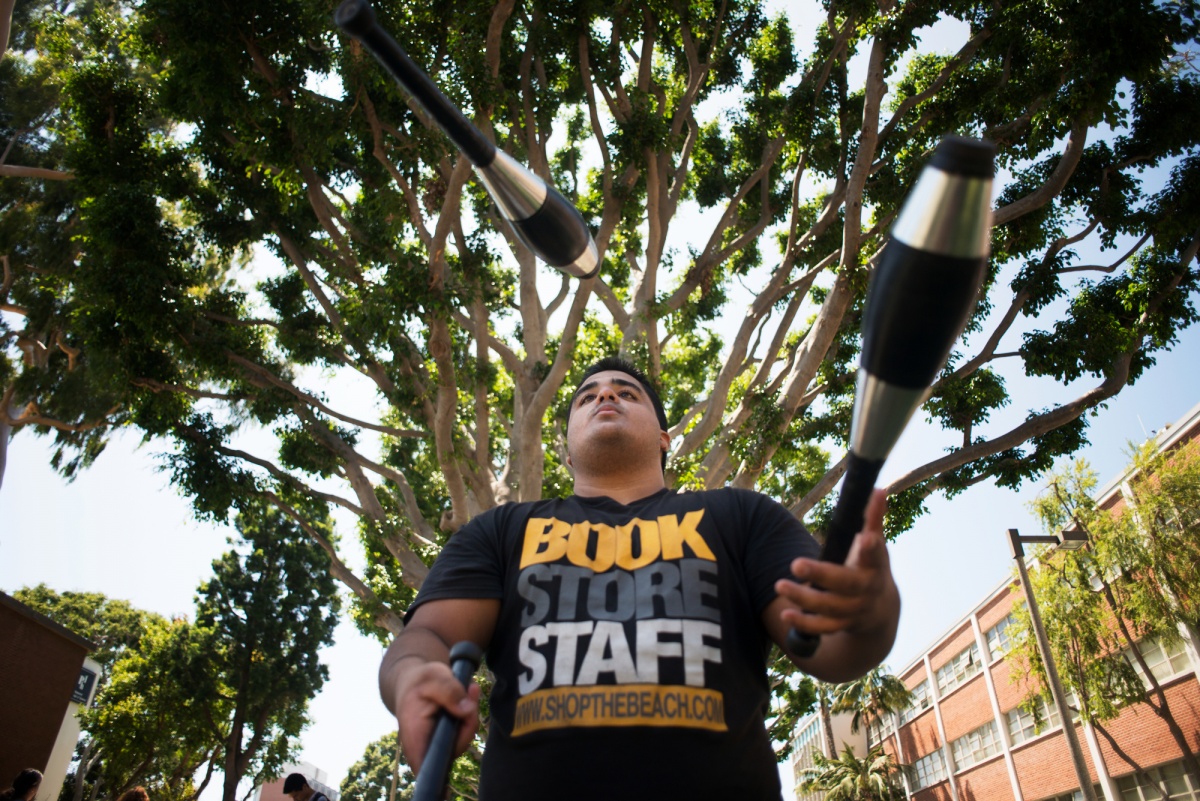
[786,136,996,658]
[411,641,484,801]
[335,0,599,279]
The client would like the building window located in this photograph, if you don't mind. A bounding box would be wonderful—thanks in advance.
[899,679,932,725]
[911,750,949,791]
[867,713,896,747]
[791,717,827,801]
[951,720,1002,770]
[1116,759,1200,800]
[936,643,982,695]
[1008,695,1062,745]
[1041,788,1103,801]
[1128,635,1193,686]
[986,613,1022,659]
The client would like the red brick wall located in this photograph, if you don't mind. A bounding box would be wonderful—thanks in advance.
[1093,678,1200,777]
[977,588,1018,639]
[1011,726,1101,798]
[913,782,955,801]
[991,653,1041,715]
[904,662,928,687]
[956,755,1014,801]
[898,708,942,761]
[939,671,991,741]
[0,597,89,784]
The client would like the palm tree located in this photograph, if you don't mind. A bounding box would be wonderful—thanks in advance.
[798,745,904,801]
[831,667,915,745]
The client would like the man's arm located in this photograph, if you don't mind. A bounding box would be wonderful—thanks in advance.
[379,597,501,772]
[762,489,901,683]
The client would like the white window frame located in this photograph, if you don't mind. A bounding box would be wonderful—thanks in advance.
[1116,759,1200,800]
[1128,635,1193,687]
[1008,694,1062,745]
[899,679,932,725]
[936,643,982,695]
[986,612,1022,659]
[951,720,1002,770]
[911,750,949,791]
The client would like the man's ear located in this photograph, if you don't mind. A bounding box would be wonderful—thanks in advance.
[659,430,670,454]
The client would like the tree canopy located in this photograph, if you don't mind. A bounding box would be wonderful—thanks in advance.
[3,0,1198,644]
[1008,440,1200,784]
[10,506,340,801]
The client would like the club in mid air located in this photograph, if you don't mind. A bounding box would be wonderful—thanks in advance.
[787,135,996,657]
[335,0,599,280]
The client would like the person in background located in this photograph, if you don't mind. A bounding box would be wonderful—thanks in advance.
[115,787,149,801]
[0,770,41,801]
[282,774,329,801]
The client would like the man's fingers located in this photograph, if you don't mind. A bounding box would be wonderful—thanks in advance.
[454,683,482,755]
[775,572,870,619]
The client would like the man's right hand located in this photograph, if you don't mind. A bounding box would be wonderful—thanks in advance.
[387,657,482,773]
[378,597,500,772]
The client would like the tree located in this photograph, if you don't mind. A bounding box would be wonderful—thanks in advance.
[830,666,913,758]
[3,0,1198,730]
[62,505,341,801]
[340,733,412,801]
[798,745,903,801]
[194,505,342,801]
[83,617,225,801]
[1009,441,1200,786]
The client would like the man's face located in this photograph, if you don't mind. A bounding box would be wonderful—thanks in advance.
[566,370,667,470]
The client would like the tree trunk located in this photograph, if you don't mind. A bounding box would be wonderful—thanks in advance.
[70,740,97,801]
[819,686,837,758]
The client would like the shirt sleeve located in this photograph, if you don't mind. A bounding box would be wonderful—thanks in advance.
[735,489,820,615]
[403,506,509,624]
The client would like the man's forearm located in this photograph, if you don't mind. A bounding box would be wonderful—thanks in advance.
[378,625,453,714]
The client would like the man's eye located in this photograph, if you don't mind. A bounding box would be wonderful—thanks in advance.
[620,390,636,399]
[578,393,595,405]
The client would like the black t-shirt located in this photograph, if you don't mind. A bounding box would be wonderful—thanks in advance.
[408,487,819,801]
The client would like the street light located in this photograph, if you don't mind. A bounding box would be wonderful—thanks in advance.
[1008,528,1098,801]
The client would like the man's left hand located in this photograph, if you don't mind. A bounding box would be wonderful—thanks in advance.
[764,489,900,682]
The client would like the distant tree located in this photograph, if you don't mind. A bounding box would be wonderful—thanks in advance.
[830,666,914,757]
[340,733,411,801]
[10,585,167,801]
[798,745,903,801]
[195,504,341,801]
[1009,442,1200,784]
[83,617,224,801]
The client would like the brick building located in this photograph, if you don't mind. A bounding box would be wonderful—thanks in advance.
[788,400,1200,801]
[0,591,98,795]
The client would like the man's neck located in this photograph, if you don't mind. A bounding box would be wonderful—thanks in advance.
[572,471,666,505]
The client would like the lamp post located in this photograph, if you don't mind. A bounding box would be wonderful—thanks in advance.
[1008,527,1096,801]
